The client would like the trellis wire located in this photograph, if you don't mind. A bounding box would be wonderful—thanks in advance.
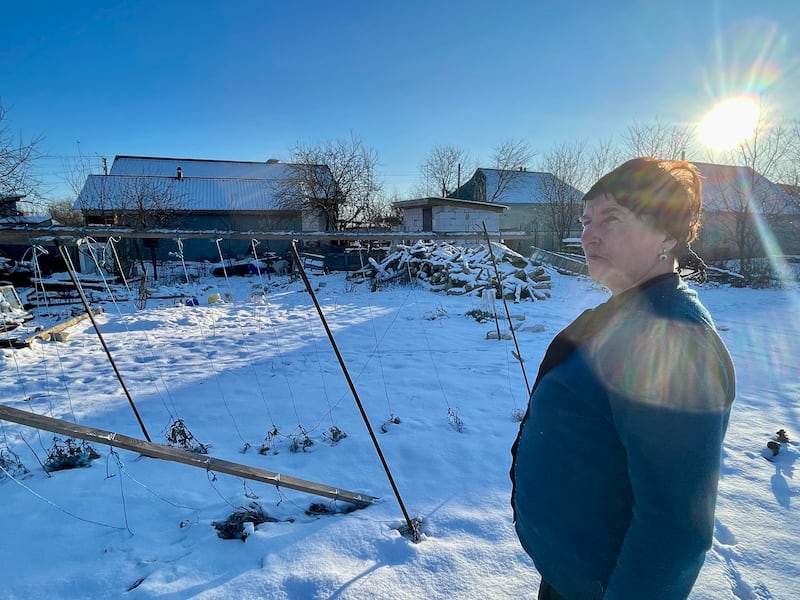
[78,237,181,422]
[174,237,191,286]
[402,255,458,420]
[106,236,130,293]
[290,241,419,542]
[105,447,133,534]
[481,222,531,396]
[213,238,233,298]
[10,244,77,451]
[178,308,253,448]
[0,462,129,531]
[250,238,268,280]
[56,240,152,442]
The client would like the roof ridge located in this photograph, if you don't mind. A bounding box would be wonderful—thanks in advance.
[91,174,286,182]
[479,167,550,175]
[112,155,323,168]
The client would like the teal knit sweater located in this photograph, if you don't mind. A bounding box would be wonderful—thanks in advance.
[511,275,735,600]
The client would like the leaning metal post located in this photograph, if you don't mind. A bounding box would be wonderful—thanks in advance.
[481,222,531,397]
[56,239,152,442]
[289,241,420,542]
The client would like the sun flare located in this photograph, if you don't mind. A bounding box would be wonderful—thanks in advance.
[699,96,761,151]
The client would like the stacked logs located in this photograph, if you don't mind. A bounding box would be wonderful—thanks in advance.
[351,240,552,302]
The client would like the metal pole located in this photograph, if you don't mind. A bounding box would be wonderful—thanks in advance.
[481,223,531,396]
[55,240,152,442]
[289,241,419,541]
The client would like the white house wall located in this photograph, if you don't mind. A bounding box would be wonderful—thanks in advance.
[436,206,499,233]
[403,207,425,231]
[402,206,500,234]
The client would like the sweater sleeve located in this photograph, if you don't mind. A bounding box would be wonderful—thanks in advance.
[599,318,733,600]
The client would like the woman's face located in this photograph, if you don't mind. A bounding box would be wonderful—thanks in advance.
[580,194,674,295]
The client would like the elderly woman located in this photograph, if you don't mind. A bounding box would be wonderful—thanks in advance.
[510,158,736,600]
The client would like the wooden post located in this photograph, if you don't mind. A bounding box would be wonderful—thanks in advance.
[0,404,376,508]
[23,308,104,345]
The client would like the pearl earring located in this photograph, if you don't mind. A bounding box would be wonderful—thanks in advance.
[659,249,669,261]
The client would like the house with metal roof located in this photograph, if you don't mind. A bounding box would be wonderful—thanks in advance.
[74,155,334,262]
[449,168,584,252]
[391,196,506,236]
[1,194,51,225]
[692,162,799,260]
[450,163,798,261]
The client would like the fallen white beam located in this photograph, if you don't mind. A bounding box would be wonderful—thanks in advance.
[0,405,376,508]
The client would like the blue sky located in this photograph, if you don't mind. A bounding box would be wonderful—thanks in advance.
[2,0,799,203]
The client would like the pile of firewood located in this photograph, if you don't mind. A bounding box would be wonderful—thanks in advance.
[351,240,552,301]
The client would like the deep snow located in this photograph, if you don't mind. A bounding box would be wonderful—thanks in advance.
[0,260,798,599]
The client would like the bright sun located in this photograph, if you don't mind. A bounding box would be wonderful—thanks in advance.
[699,96,761,151]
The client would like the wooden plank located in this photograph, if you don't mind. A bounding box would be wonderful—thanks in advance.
[24,308,105,345]
[0,405,376,508]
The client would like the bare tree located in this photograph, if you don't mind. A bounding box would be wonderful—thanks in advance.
[61,144,107,195]
[0,100,43,201]
[359,195,403,231]
[623,117,696,160]
[279,134,383,231]
[780,118,800,211]
[706,115,795,274]
[538,142,590,248]
[116,176,186,230]
[486,138,535,202]
[47,197,84,226]
[586,137,626,182]
[415,144,474,197]
[60,143,113,225]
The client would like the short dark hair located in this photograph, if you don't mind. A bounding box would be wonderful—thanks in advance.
[583,157,703,245]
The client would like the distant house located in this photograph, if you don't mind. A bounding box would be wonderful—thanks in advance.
[1,194,51,226]
[449,164,798,261]
[450,168,584,252]
[0,194,53,268]
[391,197,506,237]
[693,162,799,260]
[74,155,334,262]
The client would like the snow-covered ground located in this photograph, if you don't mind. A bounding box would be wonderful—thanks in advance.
[0,259,797,599]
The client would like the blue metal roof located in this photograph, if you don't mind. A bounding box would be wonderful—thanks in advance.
[75,156,336,213]
[109,156,296,180]
[75,175,292,212]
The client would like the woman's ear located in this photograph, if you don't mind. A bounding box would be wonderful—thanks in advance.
[662,237,678,253]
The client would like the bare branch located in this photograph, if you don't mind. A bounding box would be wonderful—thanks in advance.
[538,142,589,247]
[623,117,695,160]
[415,144,474,197]
[47,197,85,226]
[487,138,535,202]
[0,100,44,200]
[279,134,383,230]
[704,114,796,273]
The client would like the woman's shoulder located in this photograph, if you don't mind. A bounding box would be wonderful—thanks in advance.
[637,276,716,330]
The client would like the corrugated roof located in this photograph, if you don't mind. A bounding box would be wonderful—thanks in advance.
[460,164,793,214]
[75,156,338,213]
[392,196,507,212]
[455,169,584,204]
[109,155,296,179]
[694,162,793,213]
[75,175,292,212]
